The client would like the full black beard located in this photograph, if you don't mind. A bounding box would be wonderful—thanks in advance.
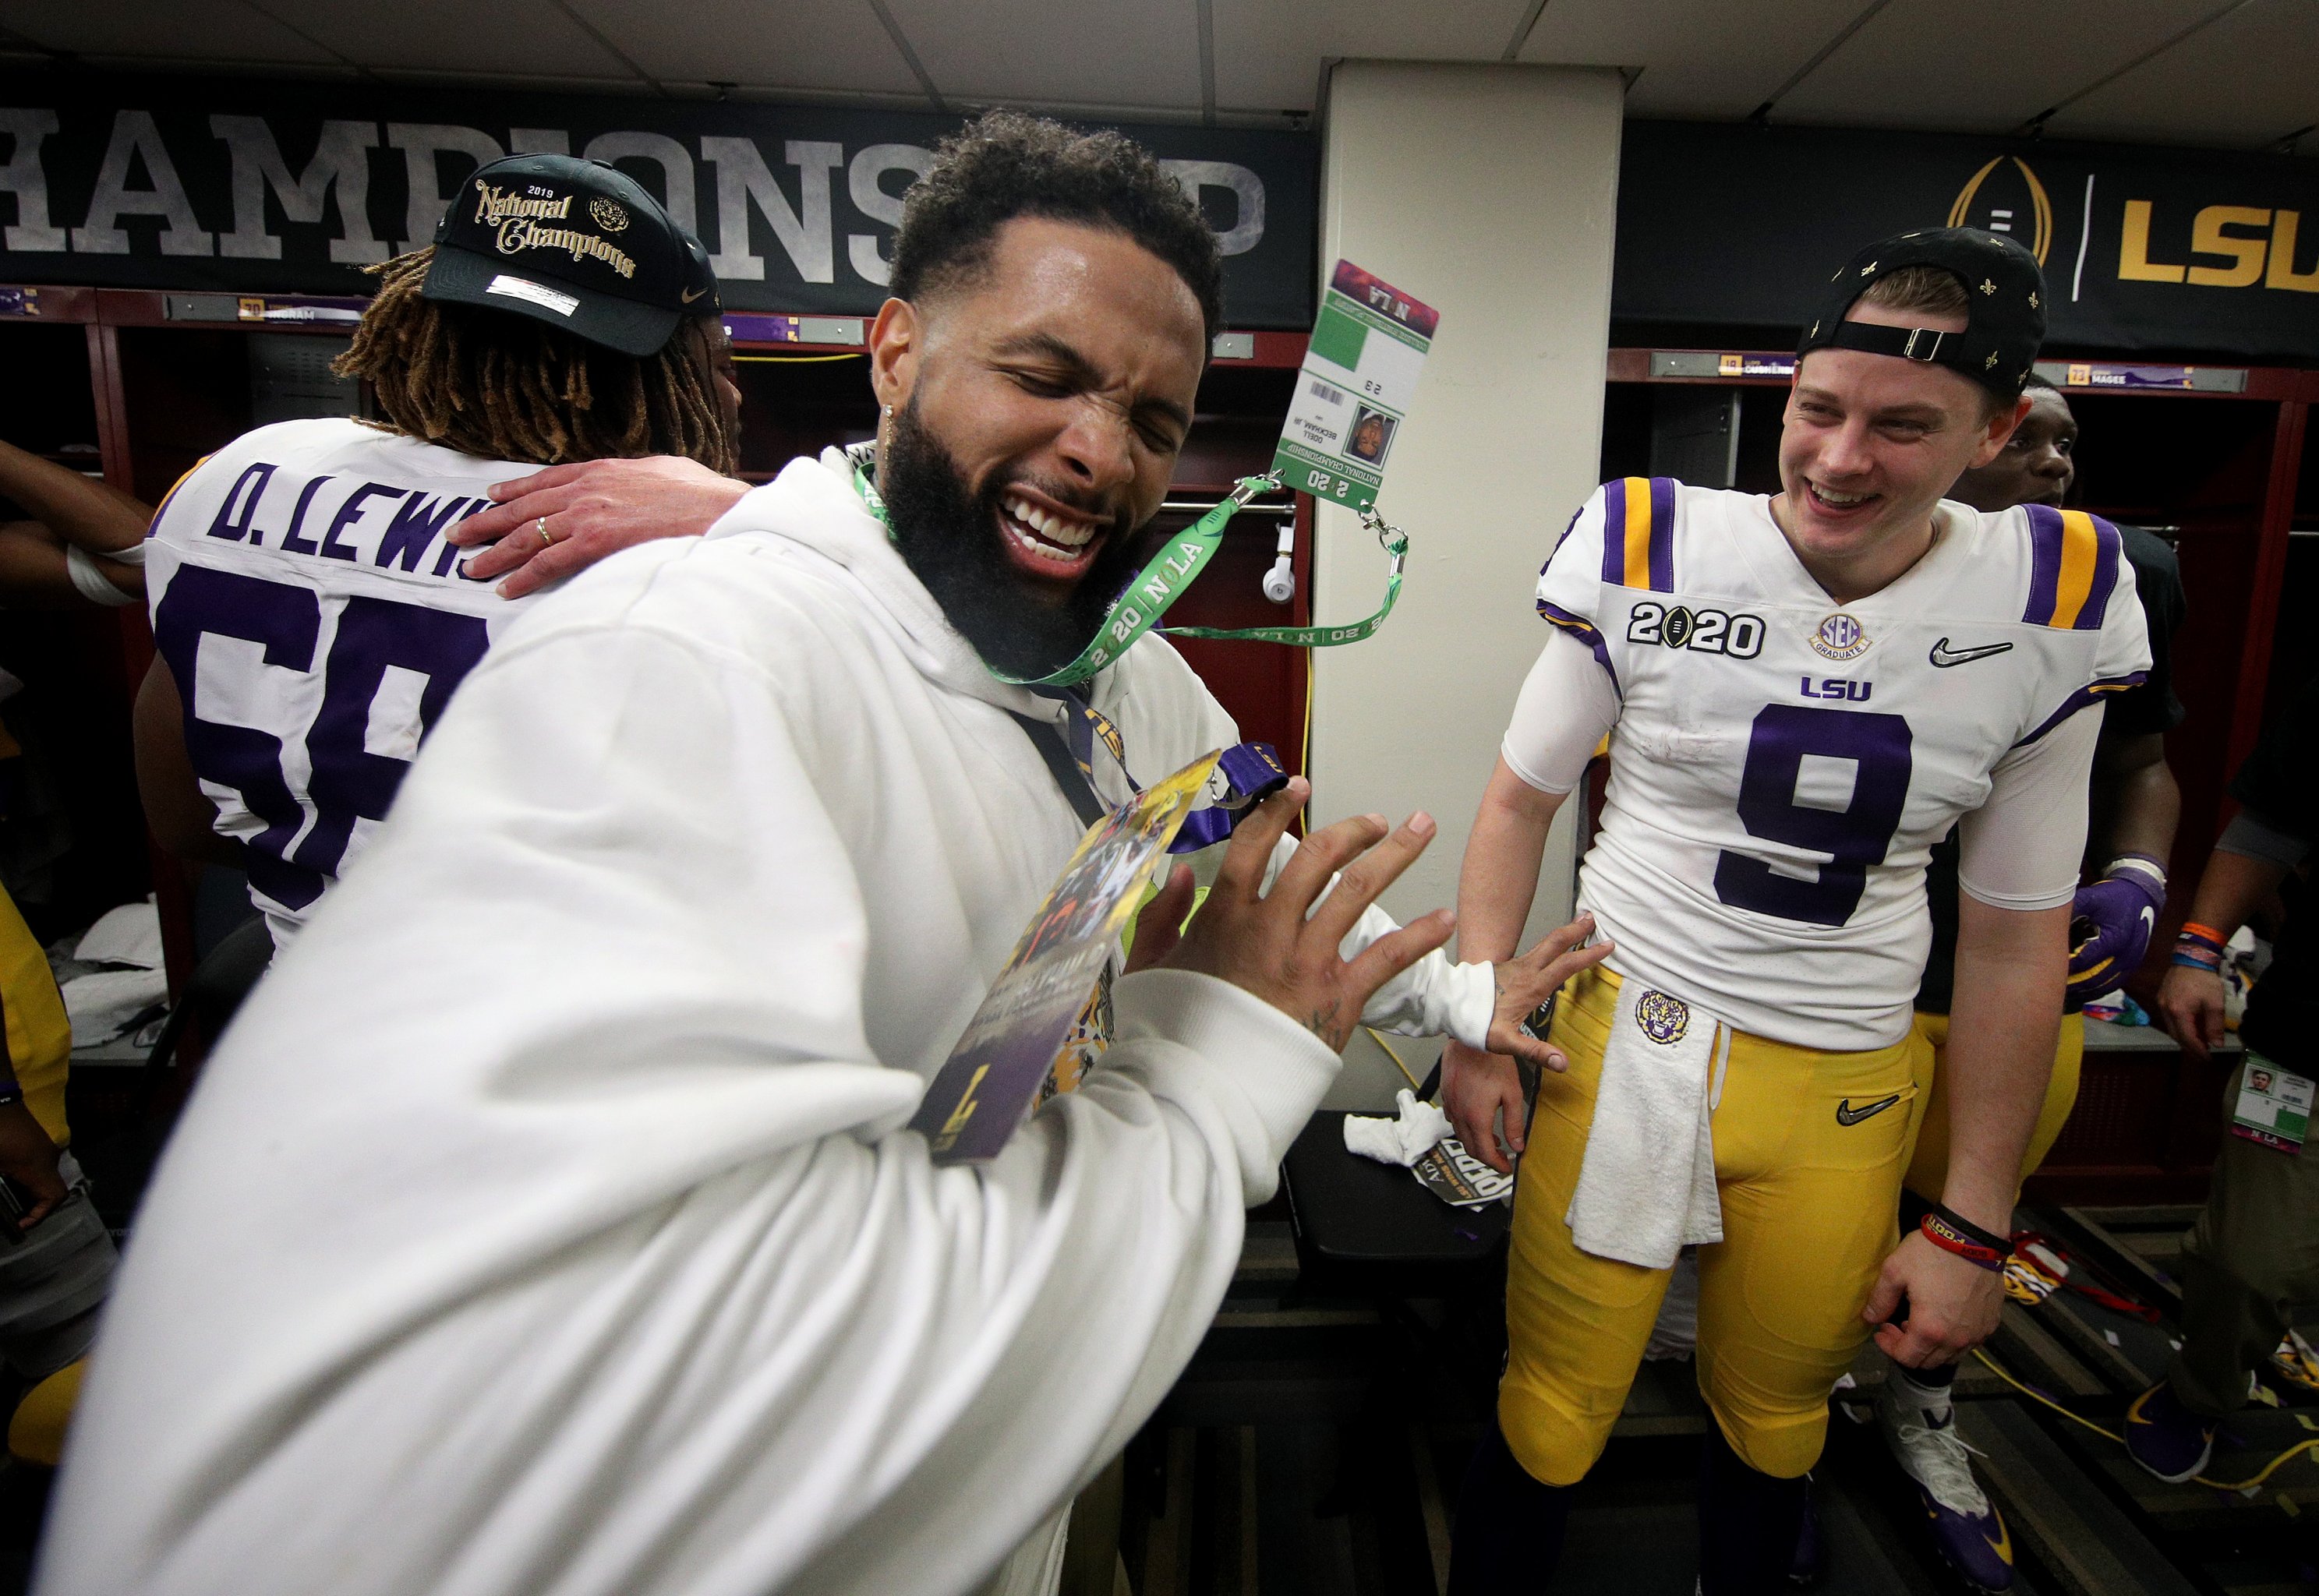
[879,400,1150,680]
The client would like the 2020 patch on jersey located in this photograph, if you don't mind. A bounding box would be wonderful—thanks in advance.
[1535,476,2151,1050]
[147,418,541,943]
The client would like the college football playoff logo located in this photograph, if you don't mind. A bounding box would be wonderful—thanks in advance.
[1948,156,2052,265]
[589,197,631,233]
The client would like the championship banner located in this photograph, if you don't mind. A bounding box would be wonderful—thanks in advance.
[1615,121,2319,365]
[0,70,1317,327]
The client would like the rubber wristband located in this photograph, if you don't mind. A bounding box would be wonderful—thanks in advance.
[1932,1202,2010,1250]
[2172,952,2225,972]
[1920,1210,2008,1272]
[2179,921,2232,949]
[2172,934,2225,959]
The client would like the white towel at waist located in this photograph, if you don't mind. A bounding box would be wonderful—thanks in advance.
[1565,977,1730,1269]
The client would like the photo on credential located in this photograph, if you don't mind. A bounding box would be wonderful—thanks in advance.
[1345,406,1395,464]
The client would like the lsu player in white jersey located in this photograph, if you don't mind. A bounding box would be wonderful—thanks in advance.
[137,152,740,946]
[1438,230,2150,1596]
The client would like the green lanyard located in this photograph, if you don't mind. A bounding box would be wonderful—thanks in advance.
[851,456,1409,688]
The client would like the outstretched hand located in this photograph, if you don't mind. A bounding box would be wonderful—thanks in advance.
[1441,915,1610,1173]
[1485,913,1610,1071]
[447,456,751,598]
[1158,779,1456,1053]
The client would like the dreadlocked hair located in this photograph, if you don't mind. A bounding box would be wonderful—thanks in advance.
[337,249,737,475]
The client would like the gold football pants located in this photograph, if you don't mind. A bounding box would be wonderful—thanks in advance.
[1903,1009,2084,1202]
[1499,966,1932,1484]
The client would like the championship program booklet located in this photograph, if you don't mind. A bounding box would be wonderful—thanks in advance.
[910,750,1220,1164]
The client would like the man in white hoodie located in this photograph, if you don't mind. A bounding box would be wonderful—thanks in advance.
[38,112,1599,1596]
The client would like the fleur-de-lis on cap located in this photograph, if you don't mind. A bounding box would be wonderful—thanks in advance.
[1985,351,1999,369]
[1980,278,1996,295]
[1860,262,1878,275]
[2028,291,2040,309]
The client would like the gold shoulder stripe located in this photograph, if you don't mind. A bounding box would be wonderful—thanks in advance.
[2049,509,2101,630]
[1621,475,1653,590]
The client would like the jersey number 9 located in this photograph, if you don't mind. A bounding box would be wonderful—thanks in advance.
[1713,704,1913,927]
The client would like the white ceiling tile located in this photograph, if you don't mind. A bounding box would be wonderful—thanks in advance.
[282,0,637,81]
[885,0,1200,111]
[1772,0,2227,133]
[567,0,926,98]
[2,0,2310,154]
[1214,0,1531,114]
[0,0,337,65]
[2041,0,2319,149]
[1518,0,1867,118]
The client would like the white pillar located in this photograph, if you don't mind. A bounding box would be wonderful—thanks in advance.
[1310,61,1623,1104]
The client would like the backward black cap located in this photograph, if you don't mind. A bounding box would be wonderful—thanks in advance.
[422,153,719,358]
[1796,228,2045,402]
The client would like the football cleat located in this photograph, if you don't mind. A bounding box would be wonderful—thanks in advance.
[1879,1376,2013,1592]
[2126,1381,2215,1484]
[2271,1329,2319,1394]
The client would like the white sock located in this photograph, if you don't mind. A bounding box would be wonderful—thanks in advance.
[1888,1366,1952,1415]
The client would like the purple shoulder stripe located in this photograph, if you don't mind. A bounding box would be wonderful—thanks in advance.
[1599,478,1628,584]
[1536,599,1622,696]
[2073,513,2123,633]
[2017,672,2150,746]
[2021,503,2066,626]
[1646,475,1677,593]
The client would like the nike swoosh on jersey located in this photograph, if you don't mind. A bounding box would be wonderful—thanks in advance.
[1929,637,2015,667]
[1835,1093,1902,1125]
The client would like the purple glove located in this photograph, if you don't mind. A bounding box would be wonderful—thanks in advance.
[2065,853,2168,1007]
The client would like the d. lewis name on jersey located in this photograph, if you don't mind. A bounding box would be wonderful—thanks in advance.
[197,460,488,581]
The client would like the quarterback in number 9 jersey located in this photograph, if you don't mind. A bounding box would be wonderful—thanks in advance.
[1529,475,2151,1049]
[144,422,538,944]
[1442,228,2153,1596]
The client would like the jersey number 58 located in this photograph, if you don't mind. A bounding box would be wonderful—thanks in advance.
[154,566,490,915]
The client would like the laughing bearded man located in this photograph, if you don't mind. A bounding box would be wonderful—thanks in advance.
[39,112,1605,1596]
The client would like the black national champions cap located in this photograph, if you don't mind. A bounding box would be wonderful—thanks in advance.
[422,153,719,358]
[1796,228,2045,402]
